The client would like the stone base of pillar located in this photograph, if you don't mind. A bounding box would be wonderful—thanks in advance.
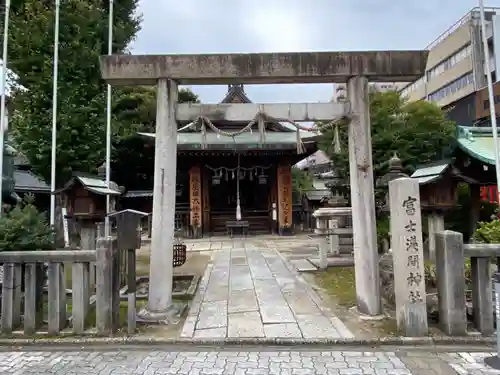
[279,227,293,236]
[349,306,386,321]
[137,302,187,325]
[192,227,202,239]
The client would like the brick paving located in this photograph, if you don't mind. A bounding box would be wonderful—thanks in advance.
[180,246,352,339]
[2,348,499,374]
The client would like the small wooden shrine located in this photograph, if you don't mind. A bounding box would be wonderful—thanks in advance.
[55,166,124,222]
[139,84,320,236]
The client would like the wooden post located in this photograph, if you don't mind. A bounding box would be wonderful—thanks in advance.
[23,263,43,335]
[48,262,67,335]
[71,262,90,334]
[109,209,148,333]
[1,264,15,334]
[96,238,113,335]
[80,222,97,286]
[127,248,137,334]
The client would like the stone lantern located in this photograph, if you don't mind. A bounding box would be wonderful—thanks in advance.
[376,153,408,211]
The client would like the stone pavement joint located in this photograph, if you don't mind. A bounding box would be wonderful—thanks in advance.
[181,246,353,339]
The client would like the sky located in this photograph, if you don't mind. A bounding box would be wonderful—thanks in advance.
[131,0,486,104]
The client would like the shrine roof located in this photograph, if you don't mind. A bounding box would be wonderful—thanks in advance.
[456,126,498,166]
[55,174,122,195]
[14,170,50,193]
[138,131,319,150]
[304,189,332,201]
[410,162,450,185]
[295,150,331,170]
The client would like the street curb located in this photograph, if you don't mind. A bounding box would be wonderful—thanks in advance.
[0,335,495,348]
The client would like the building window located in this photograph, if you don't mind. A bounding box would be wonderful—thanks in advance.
[400,76,426,97]
[426,44,472,81]
[427,72,474,102]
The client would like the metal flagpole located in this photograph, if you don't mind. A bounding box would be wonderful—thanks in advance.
[104,0,114,238]
[49,0,61,226]
[479,2,500,204]
[0,0,11,216]
[481,2,500,370]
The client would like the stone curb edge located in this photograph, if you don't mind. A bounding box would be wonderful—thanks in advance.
[0,336,494,348]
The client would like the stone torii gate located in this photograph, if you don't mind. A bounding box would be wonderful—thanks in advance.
[100,51,428,320]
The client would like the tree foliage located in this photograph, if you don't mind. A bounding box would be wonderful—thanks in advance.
[0,195,55,251]
[319,91,455,196]
[4,0,141,185]
[111,87,199,190]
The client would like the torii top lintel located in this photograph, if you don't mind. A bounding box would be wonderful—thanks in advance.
[99,50,428,86]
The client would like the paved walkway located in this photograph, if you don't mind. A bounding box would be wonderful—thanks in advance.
[0,348,497,374]
[180,246,353,339]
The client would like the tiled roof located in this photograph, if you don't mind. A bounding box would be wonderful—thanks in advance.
[295,150,331,169]
[138,131,319,149]
[14,170,50,193]
[410,162,450,185]
[56,174,122,196]
[221,84,252,104]
[456,126,497,166]
[304,189,332,201]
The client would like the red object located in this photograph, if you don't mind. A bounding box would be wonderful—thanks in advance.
[481,185,498,203]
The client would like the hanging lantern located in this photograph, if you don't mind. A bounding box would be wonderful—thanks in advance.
[212,172,221,185]
[258,174,268,185]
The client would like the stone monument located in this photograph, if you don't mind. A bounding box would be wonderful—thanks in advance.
[388,177,428,336]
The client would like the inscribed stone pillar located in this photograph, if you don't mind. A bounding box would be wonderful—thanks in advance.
[389,177,428,337]
[346,76,381,316]
[147,78,178,316]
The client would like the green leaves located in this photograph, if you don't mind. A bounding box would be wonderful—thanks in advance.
[0,196,55,251]
[473,219,500,243]
[320,91,455,192]
[5,0,140,186]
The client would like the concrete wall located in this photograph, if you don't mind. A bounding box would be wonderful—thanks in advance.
[426,22,472,68]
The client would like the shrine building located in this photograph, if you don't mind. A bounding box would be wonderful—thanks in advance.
[138,84,320,237]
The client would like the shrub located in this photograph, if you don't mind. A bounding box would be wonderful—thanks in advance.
[0,196,55,313]
[0,195,55,251]
[473,219,500,244]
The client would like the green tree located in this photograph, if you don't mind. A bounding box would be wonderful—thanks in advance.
[4,0,141,185]
[111,87,200,190]
[319,91,455,196]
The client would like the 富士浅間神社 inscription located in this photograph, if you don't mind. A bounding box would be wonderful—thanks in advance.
[402,196,424,304]
[389,178,428,336]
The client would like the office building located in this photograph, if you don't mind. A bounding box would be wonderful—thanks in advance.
[400,7,500,108]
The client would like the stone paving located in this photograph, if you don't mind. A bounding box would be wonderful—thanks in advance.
[1,348,499,374]
[180,245,353,339]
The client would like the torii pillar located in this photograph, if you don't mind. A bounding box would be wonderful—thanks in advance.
[347,76,381,316]
[142,78,179,320]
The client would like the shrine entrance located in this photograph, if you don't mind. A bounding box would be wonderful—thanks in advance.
[206,157,273,234]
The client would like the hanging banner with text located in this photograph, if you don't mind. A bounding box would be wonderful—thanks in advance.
[277,164,293,229]
[189,165,202,229]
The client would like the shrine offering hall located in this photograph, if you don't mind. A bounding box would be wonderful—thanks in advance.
[140,84,320,236]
